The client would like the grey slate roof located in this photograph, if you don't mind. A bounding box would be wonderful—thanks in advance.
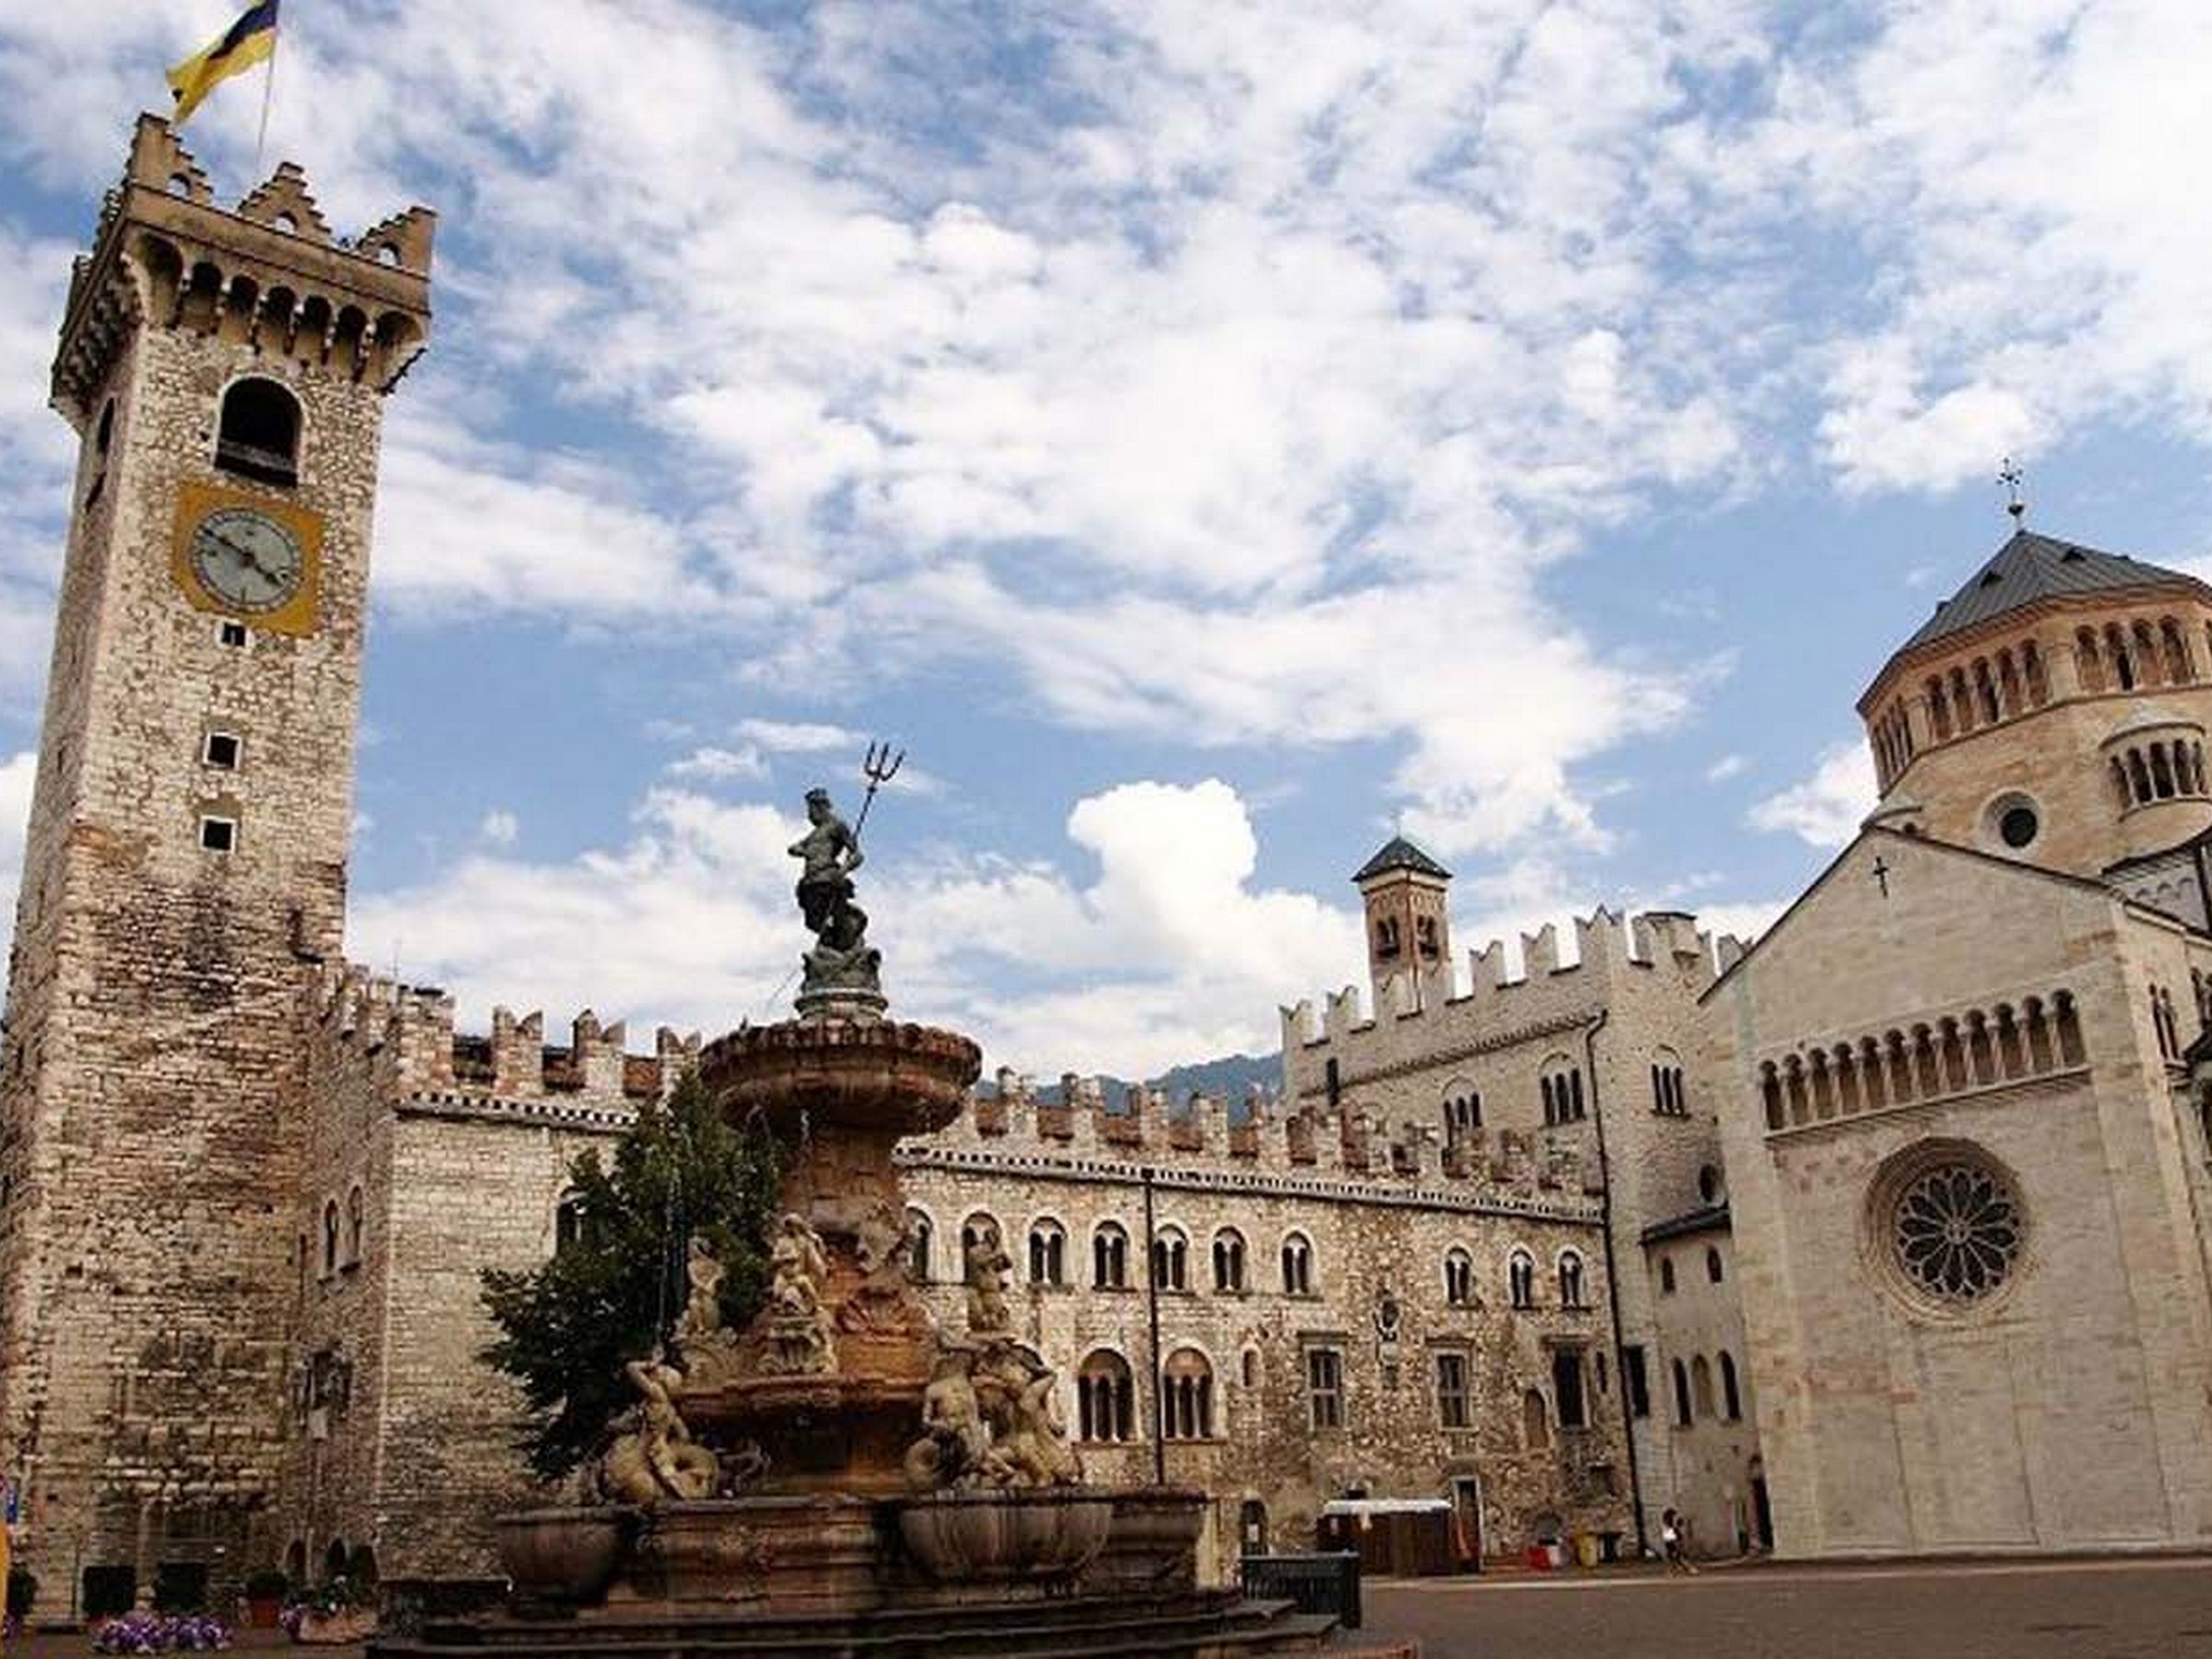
[1899,529,2203,654]
[1351,835,1452,884]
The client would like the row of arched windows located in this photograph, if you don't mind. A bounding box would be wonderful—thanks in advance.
[2109,737,2208,810]
[1540,1058,1586,1127]
[1075,1347,1241,1444]
[912,1211,1320,1297]
[1872,613,2212,791]
[1670,1350,1744,1426]
[1440,1049,1685,1141]
[1929,639,2051,736]
[1871,698,1916,785]
[1443,1082,1481,1139]
[137,231,423,410]
[2076,616,2200,696]
[1758,991,2084,1132]
[1505,1248,1586,1310]
[1875,636,2056,788]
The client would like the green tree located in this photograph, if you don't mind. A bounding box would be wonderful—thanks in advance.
[480,1071,780,1482]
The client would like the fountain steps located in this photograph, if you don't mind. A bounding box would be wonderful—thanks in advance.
[376,1591,1335,1658]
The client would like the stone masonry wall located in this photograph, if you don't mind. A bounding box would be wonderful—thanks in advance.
[1638,1218,1758,1557]
[1279,906,1751,1554]
[902,1079,1633,1581]
[0,149,410,1606]
[276,974,690,1589]
[1707,830,2212,1557]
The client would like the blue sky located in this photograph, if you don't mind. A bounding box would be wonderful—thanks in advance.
[2,1,2210,1076]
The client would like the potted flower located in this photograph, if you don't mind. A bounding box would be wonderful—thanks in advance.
[279,1576,375,1645]
[90,1611,232,1652]
[243,1571,288,1629]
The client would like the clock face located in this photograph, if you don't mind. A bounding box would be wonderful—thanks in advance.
[188,507,305,615]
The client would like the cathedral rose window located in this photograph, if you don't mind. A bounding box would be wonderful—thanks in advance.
[1890,1157,2022,1306]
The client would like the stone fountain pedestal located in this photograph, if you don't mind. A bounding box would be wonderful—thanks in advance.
[375,988,1331,1656]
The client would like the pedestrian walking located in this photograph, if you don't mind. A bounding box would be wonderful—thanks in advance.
[1661,1508,1697,1575]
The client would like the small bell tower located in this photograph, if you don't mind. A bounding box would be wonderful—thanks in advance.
[1353,834,1452,1004]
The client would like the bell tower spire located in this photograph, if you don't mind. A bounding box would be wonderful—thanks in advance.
[1353,832,1452,1006]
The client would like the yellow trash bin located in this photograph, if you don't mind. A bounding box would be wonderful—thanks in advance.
[1573,1531,1600,1568]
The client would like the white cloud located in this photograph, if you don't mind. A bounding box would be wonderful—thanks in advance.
[26,0,1752,852]
[1705,753,1748,783]
[4,1,2209,881]
[1694,898,1790,950]
[665,747,768,784]
[0,751,35,976]
[478,810,520,848]
[0,224,77,702]
[733,719,860,754]
[1768,1,2212,493]
[372,393,717,621]
[1749,741,1878,849]
[350,776,1360,1078]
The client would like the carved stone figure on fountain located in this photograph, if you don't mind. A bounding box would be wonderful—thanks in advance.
[979,1344,1084,1488]
[672,1236,745,1388]
[963,1219,1014,1338]
[837,1201,930,1338]
[902,1346,1003,1491]
[789,787,885,1018]
[595,1348,719,1507]
[677,1236,724,1345]
[755,1212,837,1376]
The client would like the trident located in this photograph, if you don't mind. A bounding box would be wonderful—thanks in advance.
[853,741,905,843]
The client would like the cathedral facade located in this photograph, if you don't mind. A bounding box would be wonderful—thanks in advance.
[5,116,2212,1621]
[1707,531,2212,1554]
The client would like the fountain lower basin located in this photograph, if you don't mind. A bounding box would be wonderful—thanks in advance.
[895,1488,1115,1583]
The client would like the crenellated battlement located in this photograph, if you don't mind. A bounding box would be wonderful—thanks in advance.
[938,1063,1600,1201]
[54,114,435,423]
[1281,906,1747,1057]
[315,962,695,1110]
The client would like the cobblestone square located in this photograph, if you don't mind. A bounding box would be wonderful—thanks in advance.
[1364,1557,2212,1659]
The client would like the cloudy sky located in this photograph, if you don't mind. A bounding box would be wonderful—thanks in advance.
[2,1,2209,1077]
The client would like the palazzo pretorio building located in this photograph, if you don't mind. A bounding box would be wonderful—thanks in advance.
[6,117,2212,1617]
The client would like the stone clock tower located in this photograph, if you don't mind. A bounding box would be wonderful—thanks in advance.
[0,116,431,1600]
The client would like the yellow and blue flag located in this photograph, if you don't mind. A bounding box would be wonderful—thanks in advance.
[167,2,280,126]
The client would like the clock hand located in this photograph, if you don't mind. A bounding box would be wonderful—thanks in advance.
[208,531,279,582]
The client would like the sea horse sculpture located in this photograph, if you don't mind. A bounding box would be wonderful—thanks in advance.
[596,1349,719,1506]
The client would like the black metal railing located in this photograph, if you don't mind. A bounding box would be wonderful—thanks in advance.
[1240,1551,1361,1630]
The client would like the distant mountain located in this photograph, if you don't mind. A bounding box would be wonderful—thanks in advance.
[985,1052,1283,1118]
[1150,1052,1283,1104]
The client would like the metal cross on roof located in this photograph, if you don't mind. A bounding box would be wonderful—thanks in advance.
[1998,456,2026,524]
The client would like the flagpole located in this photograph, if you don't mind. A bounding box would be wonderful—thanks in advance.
[252,25,280,177]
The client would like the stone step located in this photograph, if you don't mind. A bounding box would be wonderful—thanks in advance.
[411,1589,1247,1646]
[376,1593,1332,1659]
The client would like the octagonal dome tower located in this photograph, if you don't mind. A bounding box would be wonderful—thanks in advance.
[1859,528,2212,874]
